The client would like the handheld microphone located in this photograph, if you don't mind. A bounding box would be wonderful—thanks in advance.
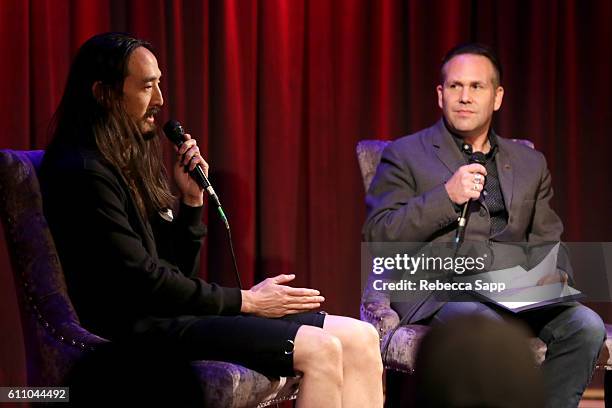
[454,151,487,247]
[163,119,229,230]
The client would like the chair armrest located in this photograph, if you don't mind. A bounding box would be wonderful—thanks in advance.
[31,292,109,351]
[57,322,109,350]
[360,289,400,341]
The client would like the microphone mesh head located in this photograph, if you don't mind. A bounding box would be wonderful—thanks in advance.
[469,151,487,165]
[163,120,185,145]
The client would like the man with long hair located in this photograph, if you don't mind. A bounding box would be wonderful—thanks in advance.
[41,32,383,407]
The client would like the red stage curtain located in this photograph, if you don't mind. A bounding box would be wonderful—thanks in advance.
[1,0,611,388]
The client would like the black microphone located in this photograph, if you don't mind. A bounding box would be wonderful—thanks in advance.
[454,151,487,246]
[163,119,229,229]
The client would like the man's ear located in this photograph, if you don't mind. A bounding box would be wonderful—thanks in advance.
[436,85,444,109]
[92,81,103,101]
[493,86,504,111]
[91,81,112,107]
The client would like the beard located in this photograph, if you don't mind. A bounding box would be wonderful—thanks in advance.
[141,107,161,140]
[141,122,158,140]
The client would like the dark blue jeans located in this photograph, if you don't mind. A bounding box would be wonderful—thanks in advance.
[431,301,606,408]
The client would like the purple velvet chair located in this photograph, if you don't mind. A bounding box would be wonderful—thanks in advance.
[356,139,612,407]
[0,149,299,407]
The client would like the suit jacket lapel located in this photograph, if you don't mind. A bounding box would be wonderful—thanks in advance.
[432,119,465,175]
[432,120,489,209]
[433,120,512,211]
[495,138,515,214]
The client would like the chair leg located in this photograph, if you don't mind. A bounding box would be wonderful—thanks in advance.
[384,370,417,408]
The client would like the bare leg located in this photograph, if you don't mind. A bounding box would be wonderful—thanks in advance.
[293,325,343,408]
[323,315,384,408]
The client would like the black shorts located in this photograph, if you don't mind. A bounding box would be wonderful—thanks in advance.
[135,311,327,377]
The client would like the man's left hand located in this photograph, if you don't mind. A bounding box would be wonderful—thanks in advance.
[536,271,569,286]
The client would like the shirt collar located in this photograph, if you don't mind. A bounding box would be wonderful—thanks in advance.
[446,122,499,160]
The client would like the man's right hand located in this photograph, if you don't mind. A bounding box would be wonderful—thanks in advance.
[240,274,325,318]
[445,163,487,205]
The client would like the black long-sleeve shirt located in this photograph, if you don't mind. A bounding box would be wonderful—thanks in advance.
[450,130,508,236]
[40,143,241,339]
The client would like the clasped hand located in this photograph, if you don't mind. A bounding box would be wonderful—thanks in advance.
[445,163,487,205]
[173,133,208,207]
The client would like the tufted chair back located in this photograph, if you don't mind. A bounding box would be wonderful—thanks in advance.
[0,150,107,386]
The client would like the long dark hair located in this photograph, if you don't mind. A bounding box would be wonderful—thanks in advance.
[49,32,175,217]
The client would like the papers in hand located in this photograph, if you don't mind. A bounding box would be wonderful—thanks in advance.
[488,283,582,313]
[456,243,583,312]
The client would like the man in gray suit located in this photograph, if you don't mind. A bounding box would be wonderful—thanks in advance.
[363,43,605,407]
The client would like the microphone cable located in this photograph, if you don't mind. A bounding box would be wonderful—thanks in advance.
[163,120,242,290]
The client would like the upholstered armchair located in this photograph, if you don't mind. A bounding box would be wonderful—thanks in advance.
[0,149,299,408]
[356,139,612,407]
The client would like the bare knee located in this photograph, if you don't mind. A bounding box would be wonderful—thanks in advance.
[362,321,383,349]
[329,318,383,375]
[293,326,343,384]
[352,322,383,374]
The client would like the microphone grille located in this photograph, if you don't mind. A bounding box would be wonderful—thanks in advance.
[469,151,487,165]
[163,120,184,145]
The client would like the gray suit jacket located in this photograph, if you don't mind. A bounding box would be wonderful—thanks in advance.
[362,119,564,322]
